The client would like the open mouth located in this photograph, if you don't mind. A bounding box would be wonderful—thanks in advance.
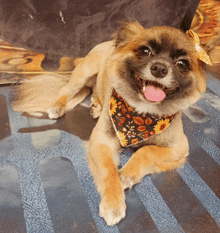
[137,78,178,102]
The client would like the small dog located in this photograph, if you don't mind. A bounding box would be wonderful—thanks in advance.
[13,20,209,225]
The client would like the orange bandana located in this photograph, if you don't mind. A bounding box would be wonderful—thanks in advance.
[188,30,212,66]
[109,89,177,147]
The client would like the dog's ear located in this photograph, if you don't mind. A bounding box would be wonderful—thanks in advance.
[114,19,144,48]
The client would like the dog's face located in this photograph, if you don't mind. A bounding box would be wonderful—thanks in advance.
[109,21,206,116]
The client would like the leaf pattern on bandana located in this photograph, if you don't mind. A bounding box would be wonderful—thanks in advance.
[109,89,177,147]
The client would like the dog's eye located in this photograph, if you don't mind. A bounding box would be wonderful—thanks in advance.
[176,59,190,71]
[137,46,151,57]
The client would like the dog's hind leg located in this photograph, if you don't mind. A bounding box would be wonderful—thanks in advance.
[47,53,100,119]
[47,86,91,119]
[47,41,113,119]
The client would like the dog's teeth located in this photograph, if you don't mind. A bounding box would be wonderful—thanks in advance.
[143,86,146,92]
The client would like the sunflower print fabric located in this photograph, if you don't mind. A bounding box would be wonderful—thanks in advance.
[109,89,177,147]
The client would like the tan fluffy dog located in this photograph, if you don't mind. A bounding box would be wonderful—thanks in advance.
[13,20,207,225]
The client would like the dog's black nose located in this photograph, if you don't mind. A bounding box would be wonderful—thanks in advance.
[150,62,168,78]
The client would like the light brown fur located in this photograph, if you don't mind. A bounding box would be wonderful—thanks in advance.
[13,20,206,225]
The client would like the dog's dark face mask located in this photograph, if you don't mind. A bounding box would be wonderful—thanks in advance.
[111,21,206,116]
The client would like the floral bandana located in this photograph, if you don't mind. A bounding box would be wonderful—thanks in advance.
[109,89,177,147]
[188,30,212,66]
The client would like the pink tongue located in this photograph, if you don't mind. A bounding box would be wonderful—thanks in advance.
[144,85,166,102]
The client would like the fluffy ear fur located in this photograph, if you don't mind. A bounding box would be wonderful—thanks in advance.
[114,19,144,48]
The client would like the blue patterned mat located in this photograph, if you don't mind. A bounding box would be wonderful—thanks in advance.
[0,73,220,233]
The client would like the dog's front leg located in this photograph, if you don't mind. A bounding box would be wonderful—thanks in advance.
[119,144,188,190]
[87,117,126,226]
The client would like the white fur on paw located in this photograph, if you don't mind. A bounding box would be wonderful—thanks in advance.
[90,97,102,118]
[119,170,139,190]
[28,112,44,117]
[99,200,126,226]
[120,175,135,190]
[47,107,64,119]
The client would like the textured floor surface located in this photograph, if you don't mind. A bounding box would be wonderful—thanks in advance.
[0,73,220,233]
[0,1,220,230]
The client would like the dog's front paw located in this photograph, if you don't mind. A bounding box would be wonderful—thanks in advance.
[47,106,65,119]
[119,168,141,190]
[99,195,126,226]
